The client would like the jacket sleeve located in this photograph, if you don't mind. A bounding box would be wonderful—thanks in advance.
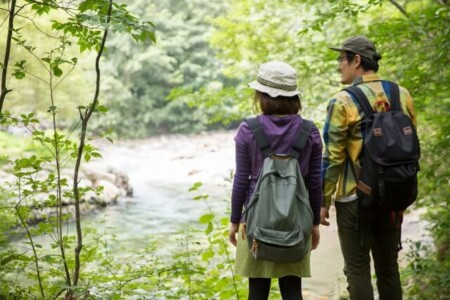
[308,125,323,225]
[321,98,349,208]
[401,87,417,127]
[230,123,251,223]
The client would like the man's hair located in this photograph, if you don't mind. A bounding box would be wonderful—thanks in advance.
[346,51,381,72]
[254,91,302,115]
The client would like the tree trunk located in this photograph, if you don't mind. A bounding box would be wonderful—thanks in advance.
[72,0,114,288]
[0,0,17,114]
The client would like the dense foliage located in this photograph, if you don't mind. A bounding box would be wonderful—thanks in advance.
[95,0,234,137]
[0,0,156,298]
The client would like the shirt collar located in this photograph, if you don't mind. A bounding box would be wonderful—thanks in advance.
[352,74,382,85]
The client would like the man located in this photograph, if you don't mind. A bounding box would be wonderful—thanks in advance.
[321,36,416,299]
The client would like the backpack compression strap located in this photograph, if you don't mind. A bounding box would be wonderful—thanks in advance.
[290,120,313,160]
[245,117,272,158]
[344,81,401,115]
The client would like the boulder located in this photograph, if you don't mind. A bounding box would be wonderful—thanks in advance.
[1,162,132,224]
[83,165,116,183]
[93,179,120,205]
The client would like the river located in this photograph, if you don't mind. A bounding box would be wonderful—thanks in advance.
[54,131,429,299]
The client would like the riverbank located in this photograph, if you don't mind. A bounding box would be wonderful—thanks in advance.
[0,163,133,224]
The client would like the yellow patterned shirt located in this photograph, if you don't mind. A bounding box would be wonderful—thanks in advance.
[321,74,416,208]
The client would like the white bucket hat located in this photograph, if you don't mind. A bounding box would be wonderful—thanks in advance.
[248,61,301,98]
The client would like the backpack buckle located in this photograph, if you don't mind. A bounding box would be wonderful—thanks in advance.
[377,165,384,174]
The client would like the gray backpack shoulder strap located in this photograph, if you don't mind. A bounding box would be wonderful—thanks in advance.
[290,119,313,159]
[245,117,272,158]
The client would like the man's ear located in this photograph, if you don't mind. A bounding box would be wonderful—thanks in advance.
[354,54,362,68]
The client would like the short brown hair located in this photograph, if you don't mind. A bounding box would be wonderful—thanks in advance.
[254,91,302,115]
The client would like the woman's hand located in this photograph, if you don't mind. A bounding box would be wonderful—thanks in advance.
[229,223,239,246]
[311,225,320,250]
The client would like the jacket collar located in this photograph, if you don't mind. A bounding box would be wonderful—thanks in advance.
[352,74,382,85]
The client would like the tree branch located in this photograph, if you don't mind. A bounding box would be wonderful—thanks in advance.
[48,73,73,288]
[22,0,78,12]
[388,0,409,18]
[0,8,10,27]
[16,182,45,298]
[17,13,60,39]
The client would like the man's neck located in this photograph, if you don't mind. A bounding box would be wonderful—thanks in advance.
[356,69,376,77]
[350,70,376,84]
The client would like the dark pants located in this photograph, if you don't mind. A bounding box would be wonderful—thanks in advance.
[248,276,302,300]
[336,200,403,300]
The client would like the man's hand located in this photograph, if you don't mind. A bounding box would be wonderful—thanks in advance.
[320,207,330,226]
[311,225,320,250]
[229,223,239,246]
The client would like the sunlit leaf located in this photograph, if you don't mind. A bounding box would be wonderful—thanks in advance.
[199,213,214,224]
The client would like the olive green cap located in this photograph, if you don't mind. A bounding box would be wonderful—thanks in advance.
[330,36,379,60]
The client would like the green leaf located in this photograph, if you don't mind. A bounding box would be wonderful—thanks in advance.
[12,70,25,79]
[205,222,214,235]
[1,255,19,266]
[188,181,203,192]
[31,3,51,15]
[201,249,215,261]
[96,105,108,113]
[220,217,229,226]
[193,195,208,201]
[41,255,57,263]
[199,213,214,224]
[53,66,63,77]
[91,152,102,158]
[80,43,87,52]
[79,0,96,12]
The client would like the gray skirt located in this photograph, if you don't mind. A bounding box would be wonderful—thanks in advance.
[234,224,311,278]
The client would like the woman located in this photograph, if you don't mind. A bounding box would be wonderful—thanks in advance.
[229,61,323,299]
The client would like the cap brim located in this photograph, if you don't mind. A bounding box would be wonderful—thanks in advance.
[329,46,346,52]
[248,81,301,98]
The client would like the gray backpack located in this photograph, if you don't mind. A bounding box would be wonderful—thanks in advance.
[244,117,313,263]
